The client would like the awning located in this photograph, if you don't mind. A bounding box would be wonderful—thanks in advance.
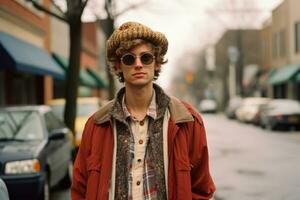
[52,53,98,88]
[0,32,64,79]
[268,63,300,85]
[86,68,108,88]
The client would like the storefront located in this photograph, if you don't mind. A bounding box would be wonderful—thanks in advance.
[0,32,64,105]
[52,53,107,98]
[268,63,300,99]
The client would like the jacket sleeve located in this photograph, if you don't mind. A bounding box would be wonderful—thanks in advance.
[71,117,93,200]
[187,107,216,199]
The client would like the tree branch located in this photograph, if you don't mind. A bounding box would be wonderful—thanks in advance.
[50,0,65,16]
[80,0,90,14]
[105,0,113,19]
[26,0,67,22]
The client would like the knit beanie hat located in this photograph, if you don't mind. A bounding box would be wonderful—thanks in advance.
[106,21,168,60]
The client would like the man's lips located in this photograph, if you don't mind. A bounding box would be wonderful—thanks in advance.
[132,72,146,77]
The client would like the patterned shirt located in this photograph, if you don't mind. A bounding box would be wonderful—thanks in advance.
[122,91,158,200]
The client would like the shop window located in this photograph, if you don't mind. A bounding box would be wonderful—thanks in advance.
[297,83,300,101]
[273,84,286,99]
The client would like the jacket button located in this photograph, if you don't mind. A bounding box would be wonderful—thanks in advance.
[124,139,128,143]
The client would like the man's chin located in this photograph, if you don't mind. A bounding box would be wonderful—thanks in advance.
[125,80,153,88]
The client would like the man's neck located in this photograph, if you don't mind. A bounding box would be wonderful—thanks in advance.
[124,83,154,120]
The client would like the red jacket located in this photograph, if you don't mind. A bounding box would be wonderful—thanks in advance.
[71,97,215,200]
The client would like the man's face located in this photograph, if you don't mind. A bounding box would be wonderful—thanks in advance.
[116,43,160,87]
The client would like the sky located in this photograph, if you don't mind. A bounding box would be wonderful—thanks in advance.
[83,0,283,89]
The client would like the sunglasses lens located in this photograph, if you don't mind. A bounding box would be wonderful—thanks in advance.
[121,53,154,66]
[122,54,135,65]
[141,53,154,65]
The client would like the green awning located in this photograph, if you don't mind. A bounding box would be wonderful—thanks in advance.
[268,63,300,85]
[86,68,108,88]
[52,53,98,88]
[295,70,300,82]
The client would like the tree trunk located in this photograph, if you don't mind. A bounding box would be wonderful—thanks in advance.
[64,19,82,133]
[100,18,116,100]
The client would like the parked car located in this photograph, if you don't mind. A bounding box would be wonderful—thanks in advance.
[225,96,242,119]
[0,106,74,200]
[235,97,270,123]
[198,99,218,113]
[47,97,104,151]
[0,178,9,200]
[259,99,300,130]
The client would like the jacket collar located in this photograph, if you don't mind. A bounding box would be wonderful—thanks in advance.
[93,85,194,125]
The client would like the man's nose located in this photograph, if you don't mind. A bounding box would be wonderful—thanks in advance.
[134,57,143,67]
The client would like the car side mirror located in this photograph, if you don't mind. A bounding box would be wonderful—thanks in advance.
[49,129,68,140]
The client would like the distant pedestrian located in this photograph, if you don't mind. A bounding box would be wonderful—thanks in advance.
[71,21,215,200]
[0,178,9,200]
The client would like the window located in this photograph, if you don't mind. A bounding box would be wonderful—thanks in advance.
[295,21,300,53]
[44,111,64,134]
[0,111,44,141]
[272,33,278,59]
[273,84,286,98]
[272,30,286,59]
[279,30,286,57]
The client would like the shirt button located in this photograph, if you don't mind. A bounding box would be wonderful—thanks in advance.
[137,159,142,163]
[139,139,143,144]
[139,120,144,126]
[136,181,141,186]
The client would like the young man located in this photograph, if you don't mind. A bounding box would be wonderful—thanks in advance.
[71,21,215,200]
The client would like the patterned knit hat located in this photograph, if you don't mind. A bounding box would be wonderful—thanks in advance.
[106,21,168,60]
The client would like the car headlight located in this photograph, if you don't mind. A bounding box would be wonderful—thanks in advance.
[5,159,41,174]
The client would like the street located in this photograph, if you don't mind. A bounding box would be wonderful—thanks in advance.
[51,113,300,200]
[205,114,300,200]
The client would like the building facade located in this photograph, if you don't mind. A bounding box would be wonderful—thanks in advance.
[214,29,263,109]
[0,0,57,105]
[267,0,300,100]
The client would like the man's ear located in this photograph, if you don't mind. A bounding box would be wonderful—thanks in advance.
[155,64,161,71]
[115,62,122,73]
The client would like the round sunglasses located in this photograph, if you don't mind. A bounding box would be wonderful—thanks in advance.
[120,52,155,66]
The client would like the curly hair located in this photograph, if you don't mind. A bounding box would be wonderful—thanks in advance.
[107,39,168,82]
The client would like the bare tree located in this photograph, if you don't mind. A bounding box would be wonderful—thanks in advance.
[26,0,89,134]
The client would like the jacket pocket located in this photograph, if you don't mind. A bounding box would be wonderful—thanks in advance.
[175,157,191,171]
[86,155,101,200]
[175,158,192,199]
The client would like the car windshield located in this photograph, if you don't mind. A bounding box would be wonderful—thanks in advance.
[0,111,44,141]
[50,102,98,119]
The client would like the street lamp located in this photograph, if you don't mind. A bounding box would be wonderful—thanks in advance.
[227,46,239,98]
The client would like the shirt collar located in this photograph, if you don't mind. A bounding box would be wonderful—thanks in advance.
[122,90,157,120]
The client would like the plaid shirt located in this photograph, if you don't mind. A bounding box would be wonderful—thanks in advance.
[122,91,158,200]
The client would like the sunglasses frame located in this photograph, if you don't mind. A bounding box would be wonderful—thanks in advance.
[120,52,155,66]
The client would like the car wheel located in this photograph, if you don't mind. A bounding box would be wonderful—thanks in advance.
[60,160,73,188]
[39,173,50,200]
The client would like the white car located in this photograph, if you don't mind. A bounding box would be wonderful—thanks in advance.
[198,99,218,113]
[235,97,270,123]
